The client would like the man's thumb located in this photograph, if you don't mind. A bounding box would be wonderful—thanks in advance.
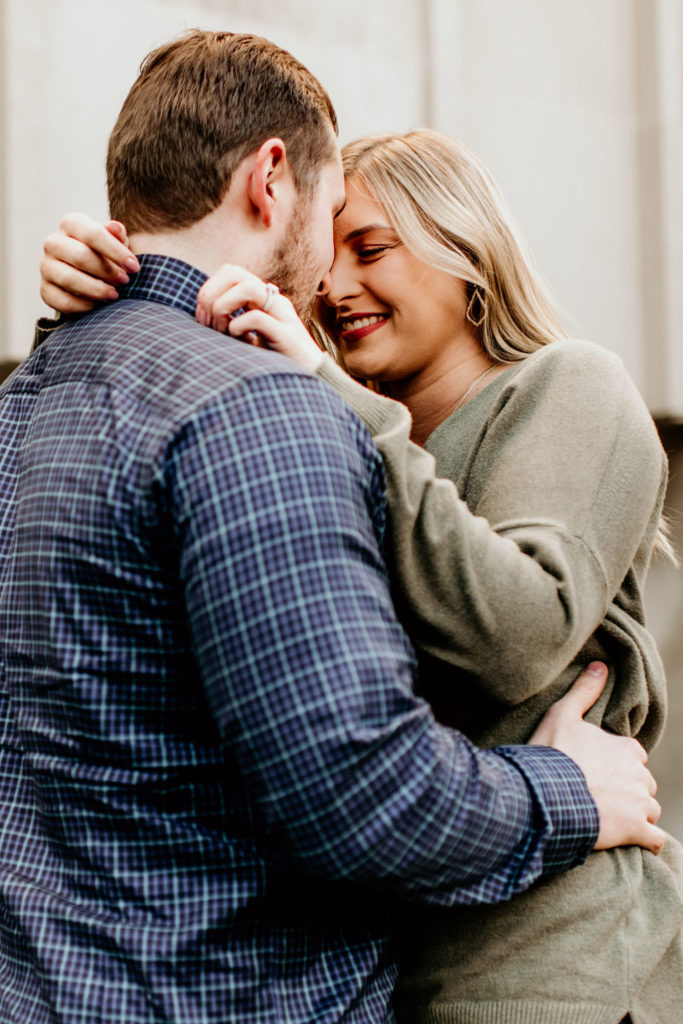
[561,662,609,718]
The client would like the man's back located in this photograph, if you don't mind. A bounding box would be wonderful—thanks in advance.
[0,258,408,1021]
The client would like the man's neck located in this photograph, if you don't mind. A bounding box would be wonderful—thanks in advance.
[128,207,267,280]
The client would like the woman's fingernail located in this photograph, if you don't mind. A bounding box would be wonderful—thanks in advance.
[124,256,140,272]
[196,307,207,326]
[585,662,607,676]
[106,288,119,301]
[116,272,130,285]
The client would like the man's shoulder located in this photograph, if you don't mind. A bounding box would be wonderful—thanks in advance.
[39,298,328,416]
[33,299,380,472]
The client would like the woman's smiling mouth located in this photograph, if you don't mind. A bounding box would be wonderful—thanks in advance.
[338,313,390,342]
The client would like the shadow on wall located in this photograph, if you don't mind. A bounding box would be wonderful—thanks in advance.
[0,362,18,382]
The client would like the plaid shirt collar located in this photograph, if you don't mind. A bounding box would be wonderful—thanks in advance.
[119,254,209,318]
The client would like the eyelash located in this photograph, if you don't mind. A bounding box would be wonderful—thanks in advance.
[358,246,389,262]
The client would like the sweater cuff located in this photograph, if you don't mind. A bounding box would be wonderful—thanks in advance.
[33,314,71,352]
[315,354,400,436]
[496,745,599,875]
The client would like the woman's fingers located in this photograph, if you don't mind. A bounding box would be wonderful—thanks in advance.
[196,264,324,373]
[104,220,131,249]
[56,213,139,274]
[40,213,140,312]
[39,281,98,315]
[196,265,271,330]
[228,309,291,343]
[40,250,121,308]
[197,264,299,332]
[43,234,127,290]
[228,309,324,373]
[204,285,270,334]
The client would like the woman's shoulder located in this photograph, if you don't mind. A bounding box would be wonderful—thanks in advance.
[502,338,646,412]
[492,339,663,465]
[515,337,624,380]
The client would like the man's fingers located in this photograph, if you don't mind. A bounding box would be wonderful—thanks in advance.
[651,794,663,827]
[640,822,666,856]
[555,662,609,719]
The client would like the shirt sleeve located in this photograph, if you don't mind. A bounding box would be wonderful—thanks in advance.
[165,368,598,907]
[316,346,668,705]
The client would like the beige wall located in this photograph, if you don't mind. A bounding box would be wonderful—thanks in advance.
[3,0,683,412]
[1,0,681,835]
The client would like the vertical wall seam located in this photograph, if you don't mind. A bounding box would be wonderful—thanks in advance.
[420,0,434,127]
[633,0,668,412]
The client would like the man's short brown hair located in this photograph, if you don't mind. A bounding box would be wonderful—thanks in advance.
[106,30,338,233]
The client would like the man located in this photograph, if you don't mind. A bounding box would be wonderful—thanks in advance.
[1,30,661,1023]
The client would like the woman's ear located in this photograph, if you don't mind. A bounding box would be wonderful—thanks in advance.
[247,138,292,228]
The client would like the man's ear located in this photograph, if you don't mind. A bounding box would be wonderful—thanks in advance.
[247,138,292,228]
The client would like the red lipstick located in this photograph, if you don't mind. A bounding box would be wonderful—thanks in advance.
[338,313,389,343]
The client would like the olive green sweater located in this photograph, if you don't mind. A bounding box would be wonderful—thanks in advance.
[316,339,683,1024]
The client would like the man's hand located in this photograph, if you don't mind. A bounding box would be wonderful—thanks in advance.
[529,662,665,855]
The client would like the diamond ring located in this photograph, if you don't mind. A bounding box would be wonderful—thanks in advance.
[262,282,279,314]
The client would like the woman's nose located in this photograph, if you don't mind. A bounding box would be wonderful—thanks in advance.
[318,262,361,310]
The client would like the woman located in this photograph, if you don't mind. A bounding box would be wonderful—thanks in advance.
[38,129,682,1024]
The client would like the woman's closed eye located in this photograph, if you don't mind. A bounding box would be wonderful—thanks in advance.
[357,244,396,262]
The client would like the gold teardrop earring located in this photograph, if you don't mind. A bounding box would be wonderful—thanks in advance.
[466,286,486,328]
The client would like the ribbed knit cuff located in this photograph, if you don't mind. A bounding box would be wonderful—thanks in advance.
[32,314,70,352]
[316,354,399,435]
[395,999,621,1023]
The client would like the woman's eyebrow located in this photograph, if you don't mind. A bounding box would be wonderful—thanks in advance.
[343,223,395,243]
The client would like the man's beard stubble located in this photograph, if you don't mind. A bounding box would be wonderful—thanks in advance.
[262,202,319,327]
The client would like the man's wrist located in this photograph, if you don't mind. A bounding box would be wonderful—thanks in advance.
[497,744,599,875]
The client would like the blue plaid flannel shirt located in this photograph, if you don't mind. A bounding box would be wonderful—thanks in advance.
[0,256,597,1022]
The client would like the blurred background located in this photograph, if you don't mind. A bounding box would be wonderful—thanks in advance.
[0,0,681,838]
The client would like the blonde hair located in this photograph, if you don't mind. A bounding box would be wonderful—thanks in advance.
[317,127,676,563]
[337,129,567,362]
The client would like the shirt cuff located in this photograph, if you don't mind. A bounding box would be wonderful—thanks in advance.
[496,745,599,875]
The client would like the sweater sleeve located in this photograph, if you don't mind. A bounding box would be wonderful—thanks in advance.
[32,314,70,351]
[316,344,668,704]
[170,371,598,904]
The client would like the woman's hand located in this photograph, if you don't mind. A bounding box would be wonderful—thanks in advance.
[196,264,325,374]
[40,213,140,313]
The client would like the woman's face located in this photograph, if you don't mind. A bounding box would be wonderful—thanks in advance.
[318,177,474,384]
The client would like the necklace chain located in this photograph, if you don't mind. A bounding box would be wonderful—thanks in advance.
[452,364,497,414]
